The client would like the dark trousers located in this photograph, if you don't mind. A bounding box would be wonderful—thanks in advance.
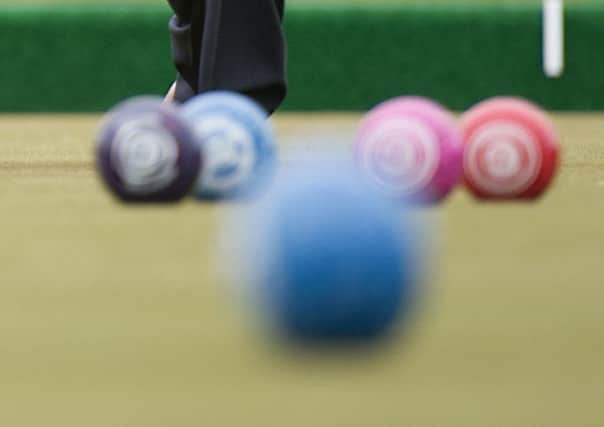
[168,0,287,114]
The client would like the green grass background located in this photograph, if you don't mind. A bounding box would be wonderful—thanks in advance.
[3,0,604,112]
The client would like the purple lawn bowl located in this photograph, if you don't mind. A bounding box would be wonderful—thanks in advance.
[95,97,201,203]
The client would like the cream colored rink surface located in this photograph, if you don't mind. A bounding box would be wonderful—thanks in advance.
[0,113,602,427]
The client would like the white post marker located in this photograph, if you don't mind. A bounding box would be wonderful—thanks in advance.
[543,0,565,78]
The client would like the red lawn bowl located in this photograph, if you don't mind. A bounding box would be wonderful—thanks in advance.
[460,97,560,200]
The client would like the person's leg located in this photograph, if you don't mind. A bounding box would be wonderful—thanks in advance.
[167,0,287,114]
[201,0,287,114]
[167,0,203,101]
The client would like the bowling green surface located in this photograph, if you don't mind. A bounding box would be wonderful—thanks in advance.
[0,113,603,427]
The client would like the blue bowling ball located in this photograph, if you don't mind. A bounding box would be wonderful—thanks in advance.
[182,92,276,200]
[246,158,422,344]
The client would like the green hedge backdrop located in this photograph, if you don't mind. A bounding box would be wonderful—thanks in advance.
[0,3,602,112]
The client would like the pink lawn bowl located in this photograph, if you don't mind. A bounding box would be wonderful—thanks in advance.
[355,97,463,204]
